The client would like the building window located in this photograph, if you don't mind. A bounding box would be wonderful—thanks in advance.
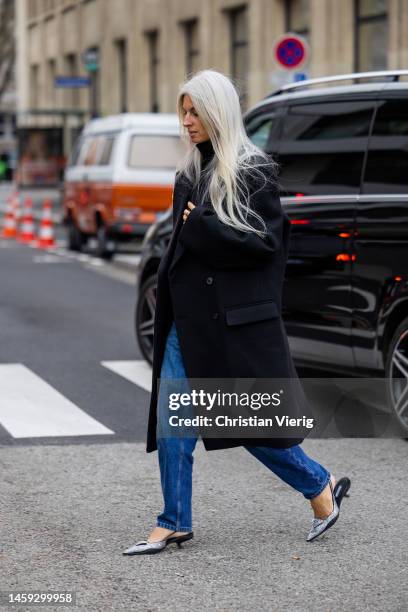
[146,30,160,113]
[116,39,128,112]
[47,59,56,107]
[183,19,200,77]
[229,6,248,110]
[354,0,388,71]
[284,0,310,40]
[65,53,79,109]
[30,65,39,109]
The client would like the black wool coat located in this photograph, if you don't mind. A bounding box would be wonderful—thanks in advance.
[146,148,306,453]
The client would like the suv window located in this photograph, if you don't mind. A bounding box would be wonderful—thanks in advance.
[277,101,375,196]
[246,114,276,150]
[363,99,408,194]
[128,135,184,169]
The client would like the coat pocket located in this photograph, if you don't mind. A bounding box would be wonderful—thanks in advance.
[225,300,280,326]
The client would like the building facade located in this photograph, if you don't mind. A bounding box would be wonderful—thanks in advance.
[16,0,408,132]
[0,0,16,178]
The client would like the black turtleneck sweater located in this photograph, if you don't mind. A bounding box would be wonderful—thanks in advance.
[189,138,215,206]
[196,138,215,171]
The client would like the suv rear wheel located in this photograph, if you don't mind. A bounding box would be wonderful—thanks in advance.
[135,275,157,365]
[385,315,408,435]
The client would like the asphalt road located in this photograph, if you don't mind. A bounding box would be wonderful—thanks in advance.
[0,235,146,447]
[1,439,407,612]
[0,212,407,611]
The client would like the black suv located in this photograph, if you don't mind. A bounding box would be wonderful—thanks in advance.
[135,70,408,433]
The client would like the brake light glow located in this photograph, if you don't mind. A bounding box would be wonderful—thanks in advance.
[336,253,356,262]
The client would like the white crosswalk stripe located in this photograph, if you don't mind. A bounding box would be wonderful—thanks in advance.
[101,360,152,392]
[0,364,114,438]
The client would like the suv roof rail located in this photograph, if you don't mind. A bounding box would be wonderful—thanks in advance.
[267,69,408,98]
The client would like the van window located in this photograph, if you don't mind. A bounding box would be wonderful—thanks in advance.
[363,99,408,194]
[128,135,184,169]
[68,137,82,166]
[74,134,116,166]
[98,136,115,165]
[278,101,375,196]
[77,137,101,166]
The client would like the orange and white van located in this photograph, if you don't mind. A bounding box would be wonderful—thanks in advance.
[62,113,184,258]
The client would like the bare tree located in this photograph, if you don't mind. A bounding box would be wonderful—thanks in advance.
[0,0,15,102]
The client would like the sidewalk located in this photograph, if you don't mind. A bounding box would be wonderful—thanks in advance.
[1,438,407,611]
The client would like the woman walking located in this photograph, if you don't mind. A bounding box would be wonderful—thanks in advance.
[123,70,350,555]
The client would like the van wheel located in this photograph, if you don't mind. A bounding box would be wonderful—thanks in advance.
[135,275,157,365]
[95,223,115,260]
[385,316,408,435]
[67,216,86,252]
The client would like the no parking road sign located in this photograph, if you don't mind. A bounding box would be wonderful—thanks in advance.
[274,33,309,70]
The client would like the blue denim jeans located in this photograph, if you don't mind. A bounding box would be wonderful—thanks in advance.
[156,321,330,532]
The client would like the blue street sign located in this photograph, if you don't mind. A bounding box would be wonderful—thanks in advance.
[55,76,91,88]
[294,72,308,82]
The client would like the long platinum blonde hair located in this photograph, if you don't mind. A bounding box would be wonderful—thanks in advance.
[176,69,280,238]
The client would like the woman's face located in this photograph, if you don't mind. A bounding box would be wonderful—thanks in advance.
[182,94,210,144]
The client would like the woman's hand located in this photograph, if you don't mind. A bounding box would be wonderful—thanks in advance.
[178,179,285,270]
[183,201,196,224]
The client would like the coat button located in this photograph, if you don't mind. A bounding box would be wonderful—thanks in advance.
[206,276,214,285]
[212,312,219,320]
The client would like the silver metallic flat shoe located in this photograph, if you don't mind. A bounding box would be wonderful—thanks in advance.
[122,531,193,556]
[306,476,349,543]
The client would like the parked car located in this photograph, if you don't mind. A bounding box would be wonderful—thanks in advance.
[62,113,185,259]
[135,70,408,433]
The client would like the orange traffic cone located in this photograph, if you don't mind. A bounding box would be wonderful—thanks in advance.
[12,192,21,224]
[35,199,56,248]
[1,196,18,239]
[18,197,36,243]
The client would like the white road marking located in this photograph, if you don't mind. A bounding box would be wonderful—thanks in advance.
[113,254,142,267]
[32,254,72,263]
[0,364,114,438]
[101,360,152,392]
[77,253,92,262]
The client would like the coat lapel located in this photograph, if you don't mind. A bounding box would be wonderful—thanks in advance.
[168,174,213,274]
[167,176,192,274]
